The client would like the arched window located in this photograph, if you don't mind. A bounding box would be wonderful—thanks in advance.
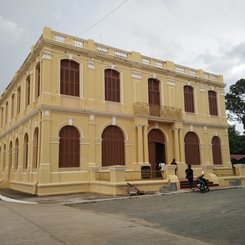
[0,147,2,170]
[148,78,160,116]
[17,86,21,114]
[26,75,30,108]
[9,141,13,170]
[23,134,29,169]
[102,126,125,166]
[33,128,39,168]
[184,85,194,113]
[60,59,80,97]
[35,62,40,99]
[3,144,6,170]
[212,136,222,165]
[59,126,80,168]
[11,94,15,119]
[5,101,8,124]
[105,69,120,102]
[208,91,218,115]
[14,138,19,169]
[184,132,200,165]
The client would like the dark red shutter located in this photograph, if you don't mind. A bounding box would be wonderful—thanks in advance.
[59,126,80,168]
[208,91,218,115]
[102,126,125,166]
[184,132,200,165]
[60,60,79,97]
[105,69,120,102]
[184,85,194,113]
[148,78,160,116]
[212,136,222,165]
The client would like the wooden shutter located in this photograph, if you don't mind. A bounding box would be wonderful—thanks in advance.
[184,85,194,113]
[60,60,79,96]
[102,126,125,166]
[208,91,218,115]
[105,69,120,102]
[148,78,160,116]
[59,126,80,168]
[212,136,222,165]
[184,132,200,165]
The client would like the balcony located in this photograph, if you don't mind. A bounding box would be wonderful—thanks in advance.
[133,102,182,120]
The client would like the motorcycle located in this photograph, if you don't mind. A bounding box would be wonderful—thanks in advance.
[196,172,209,193]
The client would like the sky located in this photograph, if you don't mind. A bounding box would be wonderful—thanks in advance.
[0,0,244,131]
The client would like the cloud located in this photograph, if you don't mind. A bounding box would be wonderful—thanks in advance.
[0,16,26,45]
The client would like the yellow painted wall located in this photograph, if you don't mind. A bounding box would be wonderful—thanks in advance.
[0,27,232,195]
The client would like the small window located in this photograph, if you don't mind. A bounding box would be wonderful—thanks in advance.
[11,94,15,119]
[14,138,19,169]
[23,133,29,169]
[5,101,8,124]
[105,69,120,102]
[35,62,40,99]
[148,78,160,116]
[208,91,218,115]
[184,85,194,113]
[26,75,30,107]
[60,59,79,97]
[17,87,21,114]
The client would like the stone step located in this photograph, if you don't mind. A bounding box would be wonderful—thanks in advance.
[180,179,218,189]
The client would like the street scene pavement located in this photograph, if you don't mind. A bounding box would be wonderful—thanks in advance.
[0,187,245,245]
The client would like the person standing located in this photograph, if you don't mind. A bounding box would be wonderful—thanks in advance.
[185,165,194,190]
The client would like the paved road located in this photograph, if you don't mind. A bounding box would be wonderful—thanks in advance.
[70,188,245,245]
[0,187,244,245]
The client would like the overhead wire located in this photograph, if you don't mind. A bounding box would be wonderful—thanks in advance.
[77,0,129,36]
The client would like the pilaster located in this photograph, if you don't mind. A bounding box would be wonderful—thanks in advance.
[38,110,51,184]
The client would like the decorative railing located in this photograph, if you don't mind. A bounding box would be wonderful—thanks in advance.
[133,102,182,120]
[48,28,222,83]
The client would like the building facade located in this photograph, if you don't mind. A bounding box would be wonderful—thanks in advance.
[0,27,232,195]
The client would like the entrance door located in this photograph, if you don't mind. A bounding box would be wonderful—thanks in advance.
[148,129,166,178]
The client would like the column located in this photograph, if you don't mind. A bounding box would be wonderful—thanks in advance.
[137,125,143,164]
[41,49,52,104]
[88,115,96,165]
[173,128,180,162]
[143,125,149,163]
[38,110,51,184]
[179,128,185,163]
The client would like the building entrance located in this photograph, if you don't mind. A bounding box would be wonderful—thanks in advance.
[148,129,166,178]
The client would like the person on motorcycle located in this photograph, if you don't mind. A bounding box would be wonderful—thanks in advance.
[198,171,207,185]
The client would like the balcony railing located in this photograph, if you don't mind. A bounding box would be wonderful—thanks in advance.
[133,102,182,120]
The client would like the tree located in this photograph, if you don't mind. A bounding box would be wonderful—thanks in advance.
[228,125,245,154]
[225,79,245,132]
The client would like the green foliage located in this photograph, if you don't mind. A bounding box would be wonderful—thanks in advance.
[228,125,245,154]
[225,79,245,132]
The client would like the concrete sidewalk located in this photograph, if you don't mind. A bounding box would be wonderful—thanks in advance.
[0,185,241,205]
[0,200,211,245]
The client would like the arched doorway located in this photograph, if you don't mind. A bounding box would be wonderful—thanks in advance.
[148,129,166,177]
[102,125,125,167]
[184,132,200,165]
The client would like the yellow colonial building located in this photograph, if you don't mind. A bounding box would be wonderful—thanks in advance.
[0,27,234,196]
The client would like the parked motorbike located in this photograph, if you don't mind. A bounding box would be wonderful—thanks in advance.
[196,172,209,193]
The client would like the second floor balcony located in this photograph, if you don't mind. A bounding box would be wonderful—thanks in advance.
[133,102,182,120]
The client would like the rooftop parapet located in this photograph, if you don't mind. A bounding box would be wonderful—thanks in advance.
[42,27,224,84]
